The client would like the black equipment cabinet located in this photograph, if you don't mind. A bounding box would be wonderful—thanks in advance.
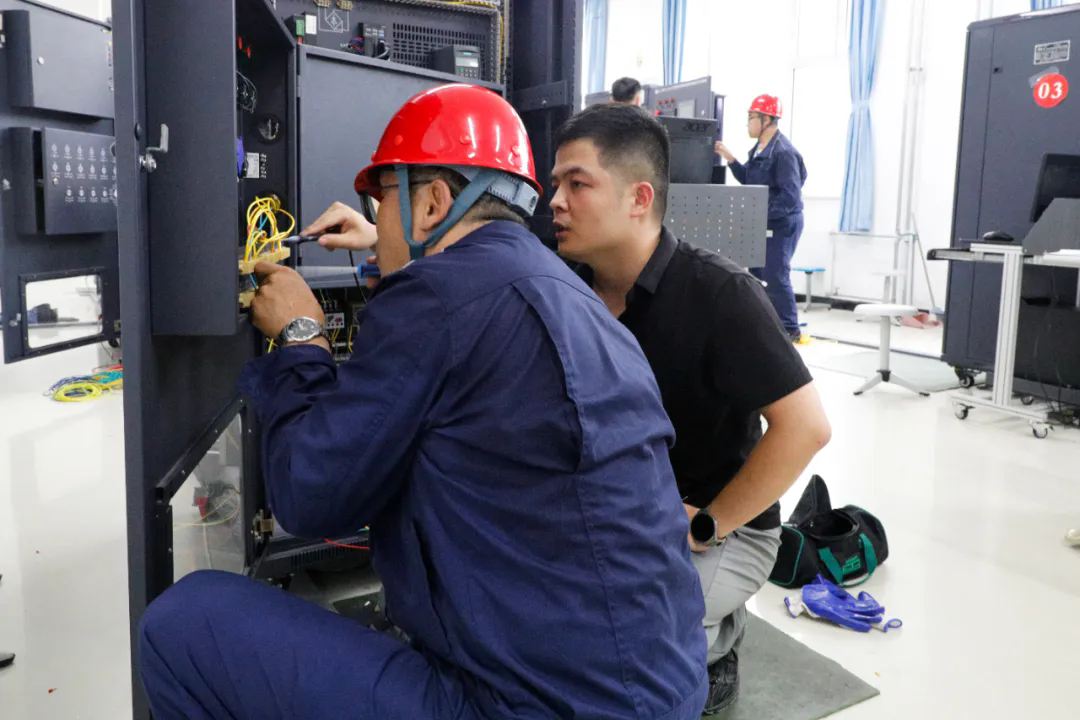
[107,0,582,717]
[0,1,120,363]
[945,7,1080,390]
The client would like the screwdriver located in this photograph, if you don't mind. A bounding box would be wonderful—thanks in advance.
[297,263,381,281]
[281,224,343,245]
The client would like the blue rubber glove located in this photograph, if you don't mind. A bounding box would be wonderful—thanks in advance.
[785,574,902,633]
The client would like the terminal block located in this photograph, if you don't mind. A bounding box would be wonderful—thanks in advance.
[238,246,291,309]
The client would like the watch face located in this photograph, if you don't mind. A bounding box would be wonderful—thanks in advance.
[285,317,319,341]
[690,512,717,544]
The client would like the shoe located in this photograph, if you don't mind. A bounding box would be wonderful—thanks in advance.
[702,648,739,715]
[0,652,14,669]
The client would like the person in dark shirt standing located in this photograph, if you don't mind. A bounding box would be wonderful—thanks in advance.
[552,104,831,714]
[716,94,808,340]
[611,77,644,105]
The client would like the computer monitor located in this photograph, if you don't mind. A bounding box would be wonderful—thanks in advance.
[1031,153,1080,222]
[584,91,611,108]
[658,116,719,185]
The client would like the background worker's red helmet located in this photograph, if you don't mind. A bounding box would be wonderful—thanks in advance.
[748,94,783,119]
[354,84,542,201]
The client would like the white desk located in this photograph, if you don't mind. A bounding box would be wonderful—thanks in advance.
[929,244,1080,437]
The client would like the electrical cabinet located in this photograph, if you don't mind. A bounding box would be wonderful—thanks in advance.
[945,7,1080,394]
[104,1,583,718]
[0,2,119,363]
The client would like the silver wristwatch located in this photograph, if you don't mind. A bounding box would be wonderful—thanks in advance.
[278,317,328,346]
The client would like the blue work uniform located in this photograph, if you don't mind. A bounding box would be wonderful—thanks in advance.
[139,220,709,720]
[728,131,808,335]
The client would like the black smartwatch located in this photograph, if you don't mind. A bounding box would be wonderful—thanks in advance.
[690,510,725,548]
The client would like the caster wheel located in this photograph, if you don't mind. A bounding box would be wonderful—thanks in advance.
[1021,395,1036,406]
[958,374,975,389]
[1032,425,1050,439]
[954,405,970,420]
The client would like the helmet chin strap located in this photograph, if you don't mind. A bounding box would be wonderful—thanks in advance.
[397,165,500,262]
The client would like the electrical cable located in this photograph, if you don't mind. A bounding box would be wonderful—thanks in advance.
[349,250,362,290]
[176,487,241,529]
[46,366,123,402]
[323,539,370,550]
[245,195,296,263]
[236,71,258,113]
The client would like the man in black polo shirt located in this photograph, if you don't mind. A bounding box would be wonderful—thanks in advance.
[551,104,832,714]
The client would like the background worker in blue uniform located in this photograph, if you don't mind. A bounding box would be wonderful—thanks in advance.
[138,85,708,720]
[553,103,830,714]
[716,94,808,341]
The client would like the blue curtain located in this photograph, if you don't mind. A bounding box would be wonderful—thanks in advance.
[838,0,884,233]
[1031,0,1067,9]
[584,0,608,94]
[662,0,687,85]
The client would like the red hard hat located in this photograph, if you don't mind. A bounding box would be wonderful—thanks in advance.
[354,84,542,199]
[748,94,783,119]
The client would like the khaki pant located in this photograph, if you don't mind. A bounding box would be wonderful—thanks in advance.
[691,525,782,664]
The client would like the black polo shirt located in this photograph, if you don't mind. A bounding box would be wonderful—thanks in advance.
[577,228,813,530]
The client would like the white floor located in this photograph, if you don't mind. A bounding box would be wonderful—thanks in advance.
[2,341,1080,719]
[800,306,946,358]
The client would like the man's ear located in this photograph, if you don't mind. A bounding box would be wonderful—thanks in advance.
[414,179,455,232]
[629,181,656,219]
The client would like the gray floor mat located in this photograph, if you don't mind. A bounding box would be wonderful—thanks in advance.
[718,614,880,720]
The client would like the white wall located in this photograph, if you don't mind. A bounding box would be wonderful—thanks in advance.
[32,0,109,20]
[605,0,665,88]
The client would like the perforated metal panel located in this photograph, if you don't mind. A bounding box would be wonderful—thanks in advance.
[664,184,768,268]
[275,0,501,82]
[391,23,490,76]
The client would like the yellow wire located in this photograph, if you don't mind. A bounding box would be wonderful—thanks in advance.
[53,382,103,402]
[244,196,295,263]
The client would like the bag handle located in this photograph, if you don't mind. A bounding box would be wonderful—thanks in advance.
[818,533,878,587]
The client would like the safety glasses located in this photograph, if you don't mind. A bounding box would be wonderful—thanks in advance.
[357,182,427,224]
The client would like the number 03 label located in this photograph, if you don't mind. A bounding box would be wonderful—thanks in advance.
[1034,73,1069,108]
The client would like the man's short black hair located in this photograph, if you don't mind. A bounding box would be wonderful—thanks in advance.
[611,77,643,104]
[555,104,670,219]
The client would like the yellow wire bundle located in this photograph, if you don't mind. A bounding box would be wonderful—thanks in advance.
[244,195,296,263]
[47,366,124,403]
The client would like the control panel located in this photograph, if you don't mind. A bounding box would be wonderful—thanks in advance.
[430,44,482,80]
[8,127,117,235]
[645,77,713,119]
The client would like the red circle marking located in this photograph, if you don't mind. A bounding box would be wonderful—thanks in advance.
[1035,73,1069,108]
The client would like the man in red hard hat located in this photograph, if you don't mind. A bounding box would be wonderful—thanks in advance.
[716,94,808,340]
[138,84,709,720]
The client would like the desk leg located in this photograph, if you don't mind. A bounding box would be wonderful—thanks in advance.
[991,252,1023,408]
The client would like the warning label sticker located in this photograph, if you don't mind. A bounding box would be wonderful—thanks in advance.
[1035,41,1070,66]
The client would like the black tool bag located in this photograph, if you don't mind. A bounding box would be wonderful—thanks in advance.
[769,475,888,588]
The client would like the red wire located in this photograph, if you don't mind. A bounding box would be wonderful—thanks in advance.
[323,539,370,550]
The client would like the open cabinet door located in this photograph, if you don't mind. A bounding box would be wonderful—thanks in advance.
[0,2,119,363]
[110,0,296,716]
